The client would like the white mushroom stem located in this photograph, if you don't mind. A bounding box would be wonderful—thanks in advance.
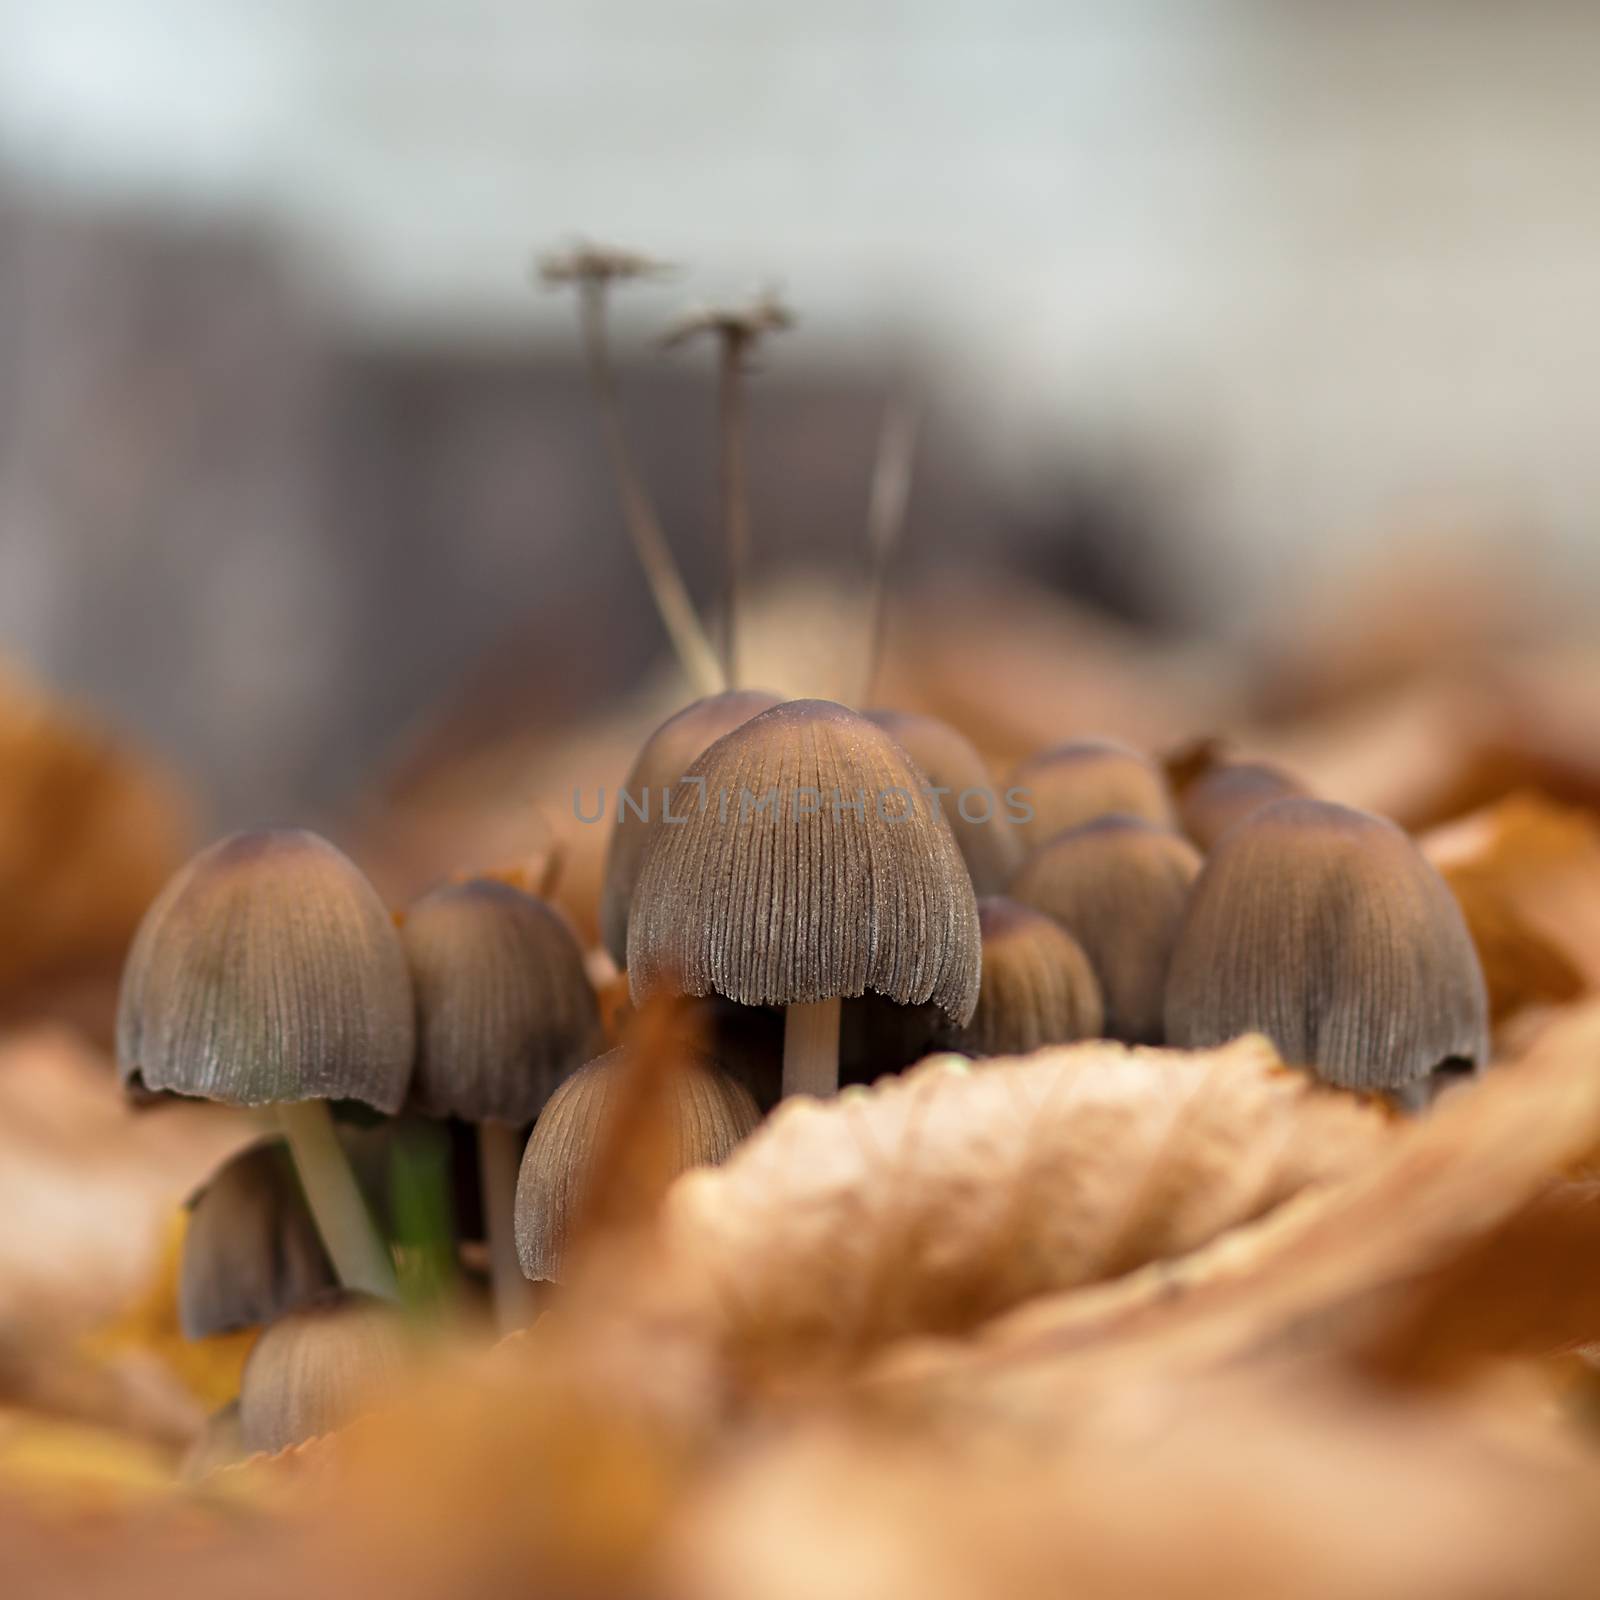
[278,1099,399,1302]
[478,1120,537,1334]
[717,335,751,689]
[783,997,842,1098]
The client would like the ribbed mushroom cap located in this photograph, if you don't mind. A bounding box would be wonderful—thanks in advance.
[863,709,1022,895]
[600,690,784,964]
[1179,760,1308,852]
[1164,797,1490,1092]
[955,897,1104,1058]
[627,699,981,1024]
[1010,738,1174,852]
[116,829,414,1111]
[180,1141,335,1339]
[402,879,601,1124]
[514,1046,758,1283]
[237,1293,408,1455]
[1011,816,1201,1044]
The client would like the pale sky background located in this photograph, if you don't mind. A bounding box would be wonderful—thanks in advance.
[3,0,1597,605]
[1,1,1598,822]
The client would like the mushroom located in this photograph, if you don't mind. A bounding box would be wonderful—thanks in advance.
[627,699,981,1098]
[180,1140,335,1340]
[600,689,784,966]
[513,1045,758,1284]
[237,1292,408,1455]
[1009,738,1175,852]
[1011,815,1201,1044]
[953,897,1104,1058]
[400,877,602,1330]
[1178,759,1308,851]
[539,242,720,693]
[663,293,794,686]
[1164,796,1489,1103]
[117,829,413,1300]
[863,708,1022,894]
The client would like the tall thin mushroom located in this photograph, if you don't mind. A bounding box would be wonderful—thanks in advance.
[663,293,794,688]
[539,241,721,694]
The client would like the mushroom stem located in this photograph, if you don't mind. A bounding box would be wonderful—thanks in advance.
[860,395,922,704]
[577,280,722,695]
[278,1100,399,1302]
[782,997,842,1098]
[478,1120,537,1333]
[717,334,752,688]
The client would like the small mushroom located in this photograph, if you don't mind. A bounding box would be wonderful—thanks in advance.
[180,1141,335,1340]
[1010,738,1174,852]
[1178,759,1308,851]
[513,1046,758,1284]
[953,897,1104,1058]
[864,708,1022,894]
[600,690,783,965]
[1164,796,1489,1100]
[237,1293,409,1455]
[401,878,603,1331]
[627,699,980,1099]
[1011,815,1201,1044]
[117,829,413,1300]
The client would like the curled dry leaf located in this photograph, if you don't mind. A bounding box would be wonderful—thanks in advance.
[882,999,1600,1401]
[654,1035,1389,1378]
[1423,792,1600,1026]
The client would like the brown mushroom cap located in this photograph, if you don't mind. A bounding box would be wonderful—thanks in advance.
[402,879,602,1124]
[116,829,414,1110]
[180,1141,336,1339]
[1010,739,1174,852]
[1164,797,1490,1092]
[954,897,1104,1058]
[513,1046,758,1283]
[600,690,784,964]
[237,1293,408,1455]
[1011,815,1201,1044]
[863,709,1022,895]
[1178,760,1308,851]
[627,699,980,1024]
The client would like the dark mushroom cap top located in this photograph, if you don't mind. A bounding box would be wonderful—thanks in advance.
[1011,815,1201,1045]
[626,699,980,1023]
[1164,797,1490,1091]
[116,828,415,1111]
[863,708,1022,896]
[513,1045,759,1283]
[403,879,603,1125]
[600,690,784,965]
[1178,760,1308,852]
[955,897,1104,1058]
[1010,738,1174,851]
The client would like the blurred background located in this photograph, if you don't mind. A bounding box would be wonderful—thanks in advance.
[1,0,1597,837]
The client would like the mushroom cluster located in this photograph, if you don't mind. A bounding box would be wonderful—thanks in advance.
[117,240,1492,1470]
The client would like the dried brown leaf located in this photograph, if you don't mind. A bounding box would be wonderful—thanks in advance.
[1424,792,1600,1024]
[654,1036,1389,1378]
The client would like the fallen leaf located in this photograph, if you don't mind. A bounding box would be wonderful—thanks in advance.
[654,1036,1390,1379]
